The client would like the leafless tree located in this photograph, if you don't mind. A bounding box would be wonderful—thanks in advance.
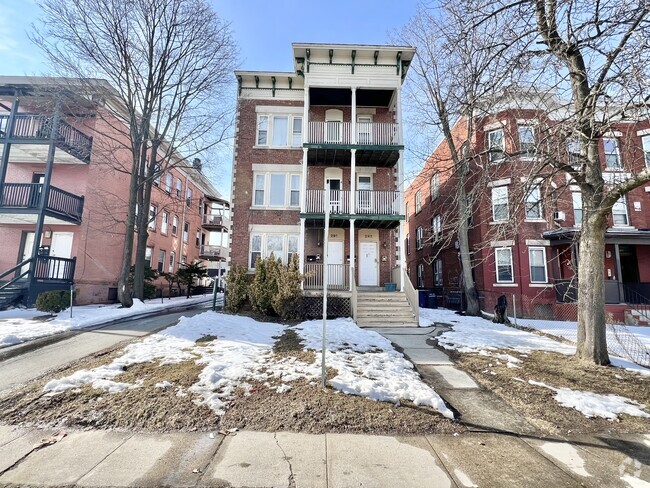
[31,0,237,306]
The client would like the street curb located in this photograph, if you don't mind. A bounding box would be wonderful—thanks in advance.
[0,298,213,363]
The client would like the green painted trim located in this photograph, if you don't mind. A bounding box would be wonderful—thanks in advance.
[329,49,333,64]
[306,49,310,73]
[304,143,404,151]
[254,76,259,88]
[271,76,276,97]
[396,51,402,75]
[374,50,379,65]
[351,50,356,74]
[288,77,292,90]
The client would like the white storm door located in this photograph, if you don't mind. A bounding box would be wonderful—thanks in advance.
[49,232,74,278]
[359,241,378,286]
[21,232,35,276]
[327,240,344,286]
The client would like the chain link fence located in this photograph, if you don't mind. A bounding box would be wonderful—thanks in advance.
[480,289,650,368]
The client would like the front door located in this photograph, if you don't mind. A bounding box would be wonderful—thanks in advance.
[357,175,372,213]
[49,232,74,279]
[327,240,344,286]
[20,232,36,276]
[327,179,342,214]
[359,241,378,286]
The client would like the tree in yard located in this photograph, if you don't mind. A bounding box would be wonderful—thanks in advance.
[399,2,529,316]
[31,0,237,307]
[468,0,650,364]
[177,262,207,298]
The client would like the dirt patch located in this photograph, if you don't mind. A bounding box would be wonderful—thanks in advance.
[272,328,316,364]
[452,349,650,435]
[220,379,463,435]
[195,334,218,344]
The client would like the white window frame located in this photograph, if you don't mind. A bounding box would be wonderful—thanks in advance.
[148,205,157,230]
[249,233,300,269]
[432,215,441,238]
[145,246,153,268]
[434,258,443,286]
[518,125,536,157]
[186,187,193,207]
[528,247,548,284]
[157,249,166,273]
[488,128,505,163]
[430,173,440,200]
[183,222,189,242]
[416,226,424,250]
[568,138,581,167]
[169,251,176,273]
[256,115,269,145]
[612,196,630,227]
[252,172,301,209]
[292,116,303,147]
[603,137,621,170]
[495,247,514,284]
[417,263,424,289]
[172,215,179,235]
[491,186,509,222]
[256,114,303,148]
[164,173,173,193]
[161,211,169,234]
[175,178,182,197]
[525,186,542,220]
[415,191,422,213]
[572,191,583,226]
[642,135,650,168]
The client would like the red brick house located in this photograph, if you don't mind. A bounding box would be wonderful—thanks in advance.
[229,43,420,325]
[406,96,650,324]
[0,77,228,307]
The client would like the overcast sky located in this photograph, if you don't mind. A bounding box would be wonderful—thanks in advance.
[0,0,428,195]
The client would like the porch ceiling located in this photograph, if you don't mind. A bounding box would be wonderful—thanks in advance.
[0,212,76,225]
[309,87,394,107]
[302,214,402,229]
[306,147,400,167]
[0,143,88,165]
[544,227,650,246]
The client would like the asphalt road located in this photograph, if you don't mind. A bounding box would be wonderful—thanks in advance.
[0,305,209,392]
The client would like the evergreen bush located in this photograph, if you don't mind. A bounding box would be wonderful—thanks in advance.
[225,264,249,312]
[248,254,280,315]
[272,254,304,320]
[35,290,73,313]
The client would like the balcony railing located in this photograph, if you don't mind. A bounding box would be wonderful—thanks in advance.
[304,263,350,291]
[307,121,399,146]
[0,114,93,162]
[202,213,230,229]
[304,189,402,216]
[200,244,227,259]
[34,256,76,282]
[0,183,84,222]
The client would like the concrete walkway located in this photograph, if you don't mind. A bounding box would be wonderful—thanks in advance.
[0,426,648,487]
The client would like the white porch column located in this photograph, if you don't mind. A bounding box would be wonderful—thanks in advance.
[350,88,357,215]
[350,219,355,291]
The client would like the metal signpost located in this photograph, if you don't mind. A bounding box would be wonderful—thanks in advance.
[321,183,330,388]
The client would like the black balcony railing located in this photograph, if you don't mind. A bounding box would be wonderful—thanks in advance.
[34,256,76,282]
[0,114,93,163]
[0,183,84,222]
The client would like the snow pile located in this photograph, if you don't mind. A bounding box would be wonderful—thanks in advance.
[528,380,650,420]
[43,312,454,419]
[0,295,214,348]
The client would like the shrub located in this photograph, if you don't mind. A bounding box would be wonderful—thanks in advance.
[248,254,281,315]
[225,264,249,312]
[272,254,304,320]
[35,290,73,313]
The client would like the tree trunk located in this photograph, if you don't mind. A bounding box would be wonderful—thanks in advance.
[117,169,138,308]
[576,216,610,365]
[457,175,479,316]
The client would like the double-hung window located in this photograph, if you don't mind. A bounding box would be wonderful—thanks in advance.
[292,117,303,147]
[165,173,173,193]
[416,226,424,250]
[430,173,439,200]
[254,174,265,205]
[175,179,182,197]
[269,174,286,206]
[432,215,441,238]
[529,247,548,283]
[488,128,504,162]
[272,116,289,146]
[148,205,157,230]
[642,135,650,167]
[249,233,300,268]
[568,138,581,167]
[491,186,509,222]
[161,211,169,234]
[257,114,303,147]
[434,259,443,286]
[169,252,176,273]
[145,246,153,268]
[186,187,193,207]
[250,235,262,268]
[495,248,514,283]
[252,173,301,208]
[518,125,535,157]
[572,192,583,226]
[417,264,424,289]
[257,116,269,145]
[415,191,422,213]
[525,186,542,219]
[157,250,166,273]
[604,137,621,169]
[612,196,629,226]
[287,236,299,263]
[172,215,178,235]
[290,175,300,207]
[183,222,189,242]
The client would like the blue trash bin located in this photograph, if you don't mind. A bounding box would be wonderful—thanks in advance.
[418,289,428,308]
[427,291,438,309]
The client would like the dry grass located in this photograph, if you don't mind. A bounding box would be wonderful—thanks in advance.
[452,349,650,435]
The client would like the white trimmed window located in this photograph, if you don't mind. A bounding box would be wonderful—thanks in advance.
[572,191,583,226]
[161,211,169,234]
[528,247,548,283]
[416,226,424,250]
[415,191,422,213]
[148,205,157,230]
[169,251,176,273]
[257,114,303,148]
[495,248,514,283]
[165,173,173,193]
[183,222,189,242]
[172,215,178,235]
[145,246,153,268]
[612,196,629,226]
[642,135,650,167]
[488,128,504,162]
[432,215,441,238]
[525,186,542,219]
[249,233,300,268]
[252,173,301,208]
[157,249,166,273]
[434,259,443,286]
[518,125,535,156]
[491,186,509,222]
[568,138,581,167]
[417,263,424,288]
[604,137,621,169]
[175,178,182,197]
[186,187,193,207]
[430,173,440,200]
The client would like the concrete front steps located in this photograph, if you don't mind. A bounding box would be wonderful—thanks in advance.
[355,291,418,328]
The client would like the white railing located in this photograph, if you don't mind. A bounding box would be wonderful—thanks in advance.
[304,263,350,290]
[402,268,420,326]
[304,189,401,215]
[200,245,227,259]
[307,121,399,146]
[202,213,230,229]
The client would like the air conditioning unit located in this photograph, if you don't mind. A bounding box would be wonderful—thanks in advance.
[553,211,566,221]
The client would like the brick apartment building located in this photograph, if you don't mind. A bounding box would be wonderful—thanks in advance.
[405,94,650,324]
[0,77,229,307]
[229,43,421,325]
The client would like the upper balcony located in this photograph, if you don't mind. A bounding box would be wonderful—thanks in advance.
[0,182,84,224]
[301,189,403,229]
[199,244,228,261]
[0,114,93,164]
[202,212,230,231]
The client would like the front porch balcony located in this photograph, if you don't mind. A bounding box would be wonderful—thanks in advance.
[0,182,84,224]
[304,263,350,291]
[304,189,402,216]
[200,244,227,261]
[554,278,650,305]
[0,114,93,164]
[202,212,230,230]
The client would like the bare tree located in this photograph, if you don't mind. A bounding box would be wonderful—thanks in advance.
[399,2,529,316]
[31,0,237,306]
[466,0,650,364]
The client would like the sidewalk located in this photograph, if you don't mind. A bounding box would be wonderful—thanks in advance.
[0,426,648,487]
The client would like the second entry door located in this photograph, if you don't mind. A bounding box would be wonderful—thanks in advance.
[49,232,74,279]
[327,240,344,286]
[359,241,378,286]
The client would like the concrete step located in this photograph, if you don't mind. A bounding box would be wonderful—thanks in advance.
[357,316,418,325]
[356,302,412,309]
